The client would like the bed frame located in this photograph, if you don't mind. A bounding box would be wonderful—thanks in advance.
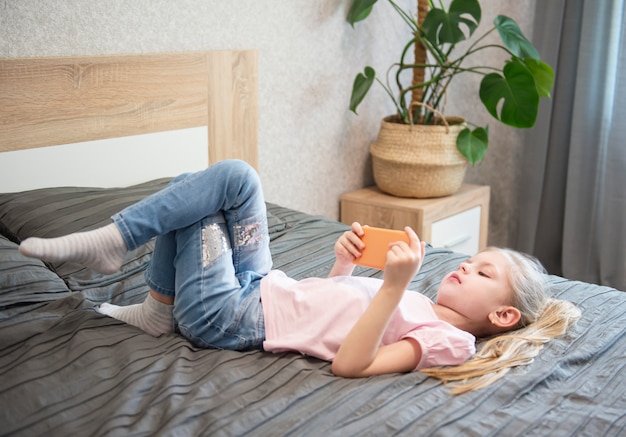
[0,51,258,169]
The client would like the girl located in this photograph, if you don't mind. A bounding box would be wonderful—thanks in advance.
[18,160,580,394]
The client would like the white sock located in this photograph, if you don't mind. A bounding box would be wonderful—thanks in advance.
[19,223,127,274]
[98,293,174,337]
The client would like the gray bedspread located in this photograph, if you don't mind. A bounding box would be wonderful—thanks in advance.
[0,180,624,436]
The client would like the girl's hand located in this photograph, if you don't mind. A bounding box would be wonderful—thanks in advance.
[334,222,365,263]
[382,227,426,296]
[329,222,365,277]
[332,227,426,377]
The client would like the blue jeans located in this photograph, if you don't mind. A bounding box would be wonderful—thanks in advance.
[111,160,270,350]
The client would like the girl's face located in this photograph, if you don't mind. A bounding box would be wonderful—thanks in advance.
[437,250,515,326]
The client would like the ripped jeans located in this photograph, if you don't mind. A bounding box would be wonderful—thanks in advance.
[111,160,270,350]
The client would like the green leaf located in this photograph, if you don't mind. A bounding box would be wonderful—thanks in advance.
[347,0,378,26]
[479,59,539,128]
[525,58,555,98]
[494,15,540,60]
[457,126,488,165]
[422,0,481,45]
[350,66,376,114]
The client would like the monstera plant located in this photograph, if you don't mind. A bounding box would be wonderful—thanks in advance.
[348,0,555,165]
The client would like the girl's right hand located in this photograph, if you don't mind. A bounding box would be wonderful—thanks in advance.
[329,222,366,277]
[334,222,365,265]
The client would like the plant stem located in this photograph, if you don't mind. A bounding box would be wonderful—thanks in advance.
[377,75,405,120]
[388,0,418,31]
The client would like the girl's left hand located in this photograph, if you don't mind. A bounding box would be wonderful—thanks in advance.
[332,226,426,378]
[382,227,426,294]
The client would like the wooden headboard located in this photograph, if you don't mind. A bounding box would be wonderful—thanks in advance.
[0,51,258,168]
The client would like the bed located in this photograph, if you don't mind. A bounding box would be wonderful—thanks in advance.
[1,52,624,436]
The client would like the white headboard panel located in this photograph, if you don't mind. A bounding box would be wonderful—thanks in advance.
[0,127,208,192]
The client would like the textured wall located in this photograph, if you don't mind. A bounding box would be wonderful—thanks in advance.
[1,0,537,247]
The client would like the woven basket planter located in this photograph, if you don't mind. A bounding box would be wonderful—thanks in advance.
[370,115,468,198]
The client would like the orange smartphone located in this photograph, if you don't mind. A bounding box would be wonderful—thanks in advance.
[354,226,410,270]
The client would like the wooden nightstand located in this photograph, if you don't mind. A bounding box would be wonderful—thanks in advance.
[340,185,490,255]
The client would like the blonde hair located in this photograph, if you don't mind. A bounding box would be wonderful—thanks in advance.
[422,247,581,395]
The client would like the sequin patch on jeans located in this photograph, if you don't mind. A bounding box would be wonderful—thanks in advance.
[233,222,264,247]
[201,223,231,267]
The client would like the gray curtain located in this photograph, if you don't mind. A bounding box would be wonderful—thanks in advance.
[517,0,626,291]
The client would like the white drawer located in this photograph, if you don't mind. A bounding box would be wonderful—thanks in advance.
[430,206,481,255]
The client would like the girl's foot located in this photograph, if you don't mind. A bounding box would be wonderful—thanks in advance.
[98,293,174,337]
[19,223,127,274]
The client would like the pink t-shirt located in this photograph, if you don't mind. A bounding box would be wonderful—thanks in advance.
[260,270,475,370]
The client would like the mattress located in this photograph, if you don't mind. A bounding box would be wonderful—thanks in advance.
[0,179,624,436]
